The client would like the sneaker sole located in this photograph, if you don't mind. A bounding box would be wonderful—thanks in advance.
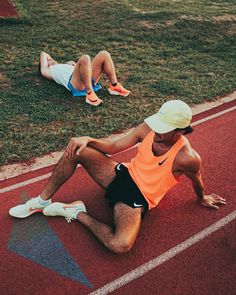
[108,89,130,97]
[86,98,103,106]
[9,208,43,218]
[63,200,85,209]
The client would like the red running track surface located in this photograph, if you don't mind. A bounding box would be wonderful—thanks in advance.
[0,0,18,18]
[0,100,236,295]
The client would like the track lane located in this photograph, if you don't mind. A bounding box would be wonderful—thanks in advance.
[0,101,235,295]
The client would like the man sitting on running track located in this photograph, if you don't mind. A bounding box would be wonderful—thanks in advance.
[39,50,130,106]
[9,100,226,254]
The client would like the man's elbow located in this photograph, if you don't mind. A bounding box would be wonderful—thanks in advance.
[40,68,46,77]
[40,67,52,79]
[40,51,47,58]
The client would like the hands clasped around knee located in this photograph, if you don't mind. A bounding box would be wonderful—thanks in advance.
[65,136,91,158]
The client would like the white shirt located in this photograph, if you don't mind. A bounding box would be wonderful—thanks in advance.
[49,64,74,90]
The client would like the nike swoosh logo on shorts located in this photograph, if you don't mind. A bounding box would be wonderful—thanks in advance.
[133,202,143,208]
[116,164,122,171]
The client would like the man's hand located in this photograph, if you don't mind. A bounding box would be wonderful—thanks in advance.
[65,137,90,158]
[201,193,226,210]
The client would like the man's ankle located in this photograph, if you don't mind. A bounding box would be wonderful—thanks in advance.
[38,195,51,204]
[76,211,87,221]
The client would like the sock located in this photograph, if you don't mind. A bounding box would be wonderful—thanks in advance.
[112,82,117,87]
[38,196,51,205]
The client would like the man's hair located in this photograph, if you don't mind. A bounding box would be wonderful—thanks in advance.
[175,125,193,135]
[38,62,42,77]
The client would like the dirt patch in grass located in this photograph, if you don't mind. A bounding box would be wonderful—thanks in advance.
[165,20,176,27]
[227,25,236,35]
[0,73,10,87]
[139,20,156,29]
[213,15,236,22]
[179,15,208,22]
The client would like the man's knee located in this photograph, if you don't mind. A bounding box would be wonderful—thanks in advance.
[62,152,81,166]
[108,237,133,254]
[64,145,98,166]
[78,54,91,66]
[98,50,111,60]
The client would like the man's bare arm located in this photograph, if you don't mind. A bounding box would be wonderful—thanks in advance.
[65,123,151,158]
[39,51,54,80]
[179,151,226,209]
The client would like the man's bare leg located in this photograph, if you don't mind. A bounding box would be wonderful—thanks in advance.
[71,51,118,88]
[91,50,130,97]
[77,203,143,253]
[40,146,117,200]
[40,147,143,253]
[92,50,118,84]
[70,55,94,92]
[9,144,117,218]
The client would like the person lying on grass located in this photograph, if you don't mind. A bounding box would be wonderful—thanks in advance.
[9,100,226,254]
[39,50,130,106]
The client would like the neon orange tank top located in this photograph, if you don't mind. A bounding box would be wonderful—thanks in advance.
[125,131,189,209]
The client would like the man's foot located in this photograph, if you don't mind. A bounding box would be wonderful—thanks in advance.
[86,91,103,106]
[108,83,131,97]
[9,197,51,218]
[43,201,87,223]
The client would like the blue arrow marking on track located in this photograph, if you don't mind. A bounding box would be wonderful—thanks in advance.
[8,214,92,288]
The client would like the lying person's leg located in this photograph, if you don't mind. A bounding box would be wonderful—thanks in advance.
[69,54,103,106]
[92,50,131,97]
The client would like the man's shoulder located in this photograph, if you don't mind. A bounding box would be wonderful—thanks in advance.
[124,123,152,147]
[136,122,152,142]
[176,144,201,172]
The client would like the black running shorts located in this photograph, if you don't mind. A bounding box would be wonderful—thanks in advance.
[104,163,149,217]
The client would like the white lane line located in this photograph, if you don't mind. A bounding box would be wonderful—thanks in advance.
[1,104,235,194]
[0,173,52,194]
[191,106,236,126]
[89,210,236,295]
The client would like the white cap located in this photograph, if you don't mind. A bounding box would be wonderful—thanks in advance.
[144,100,192,134]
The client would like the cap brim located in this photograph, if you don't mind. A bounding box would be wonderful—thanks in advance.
[144,114,176,134]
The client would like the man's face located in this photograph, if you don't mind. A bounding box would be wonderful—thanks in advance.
[153,130,181,146]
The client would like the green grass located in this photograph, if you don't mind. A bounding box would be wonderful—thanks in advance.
[0,0,236,165]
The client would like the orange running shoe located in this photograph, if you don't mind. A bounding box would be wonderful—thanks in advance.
[108,82,131,97]
[86,91,103,106]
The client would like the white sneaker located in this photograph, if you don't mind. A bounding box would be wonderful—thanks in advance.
[43,201,87,223]
[9,197,51,218]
